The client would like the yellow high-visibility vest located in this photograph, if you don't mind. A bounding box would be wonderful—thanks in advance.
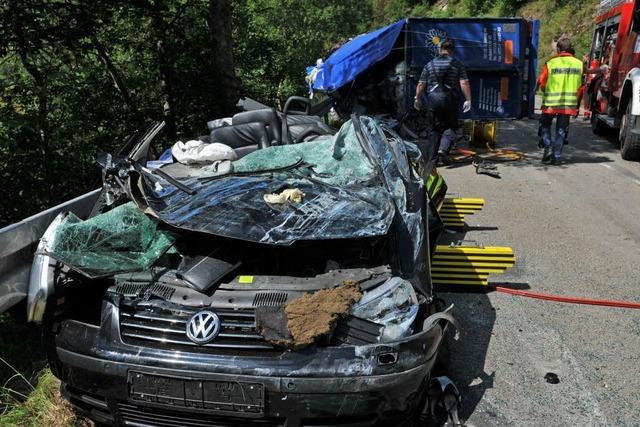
[542,55,583,109]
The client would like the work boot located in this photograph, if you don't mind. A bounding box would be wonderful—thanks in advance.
[437,150,449,165]
[542,148,551,163]
[550,156,560,165]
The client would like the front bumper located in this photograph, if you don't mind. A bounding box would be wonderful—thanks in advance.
[49,303,444,426]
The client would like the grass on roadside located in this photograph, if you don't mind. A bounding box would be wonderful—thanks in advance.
[0,311,84,427]
[1,369,78,427]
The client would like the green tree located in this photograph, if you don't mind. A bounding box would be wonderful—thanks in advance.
[0,0,239,227]
[232,0,372,107]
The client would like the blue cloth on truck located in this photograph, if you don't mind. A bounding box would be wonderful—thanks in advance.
[312,19,405,92]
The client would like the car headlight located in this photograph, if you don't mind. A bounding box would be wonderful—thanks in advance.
[351,277,419,342]
[27,213,64,323]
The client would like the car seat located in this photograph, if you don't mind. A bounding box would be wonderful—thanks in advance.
[209,122,270,158]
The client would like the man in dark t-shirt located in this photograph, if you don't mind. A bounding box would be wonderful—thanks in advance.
[414,39,472,161]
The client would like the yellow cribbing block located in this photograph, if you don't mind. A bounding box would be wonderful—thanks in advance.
[432,279,488,286]
[432,267,506,274]
[435,246,513,255]
[432,245,515,287]
[443,200,484,205]
[443,197,485,206]
[431,273,488,280]
[440,209,479,214]
[434,255,515,262]
[438,198,485,228]
[433,262,512,269]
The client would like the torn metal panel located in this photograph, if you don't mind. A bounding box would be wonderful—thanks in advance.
[351,277,419,341]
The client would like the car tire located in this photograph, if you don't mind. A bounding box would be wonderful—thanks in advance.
[591,112,608,136]
[619,101,640,161]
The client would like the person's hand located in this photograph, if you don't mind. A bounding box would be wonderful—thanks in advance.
[414,97,422,110]
[463,100,472,113]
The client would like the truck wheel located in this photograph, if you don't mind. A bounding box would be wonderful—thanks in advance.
[591,113,609,136]
[619,102,640,161]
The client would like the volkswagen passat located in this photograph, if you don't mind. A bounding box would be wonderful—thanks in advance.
[28,107,451,426]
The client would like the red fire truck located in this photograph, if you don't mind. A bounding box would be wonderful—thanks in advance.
[589,0,640,160]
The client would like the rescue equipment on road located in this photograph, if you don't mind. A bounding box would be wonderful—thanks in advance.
[431,243,516,287]
[438,197,484,228]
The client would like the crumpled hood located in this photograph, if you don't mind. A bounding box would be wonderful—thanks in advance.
[137,174,395,245]
[131,119,397,245]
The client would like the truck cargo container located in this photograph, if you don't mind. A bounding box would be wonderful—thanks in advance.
[312,17,540,121]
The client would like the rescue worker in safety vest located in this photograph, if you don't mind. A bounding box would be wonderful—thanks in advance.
[537,37,585,164]
[414,39,472,162]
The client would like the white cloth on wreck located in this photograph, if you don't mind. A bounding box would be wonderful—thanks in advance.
[263,188,305,204]
[172,140,238,165]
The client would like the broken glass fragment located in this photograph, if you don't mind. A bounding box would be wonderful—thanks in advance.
[41,202,174,278]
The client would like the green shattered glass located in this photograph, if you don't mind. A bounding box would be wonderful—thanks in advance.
[232,120,375,186]
[43,202,174,277]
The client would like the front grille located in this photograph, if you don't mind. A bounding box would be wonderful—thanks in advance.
[120,306,277,351]
[115,281,175,299]
[252,291,288,307]
[117,403,285,427]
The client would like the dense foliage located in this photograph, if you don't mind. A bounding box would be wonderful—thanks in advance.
[0,0,599,227]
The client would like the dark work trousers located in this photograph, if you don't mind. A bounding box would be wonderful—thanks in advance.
[426,88,459,160]
[539,113,570,159]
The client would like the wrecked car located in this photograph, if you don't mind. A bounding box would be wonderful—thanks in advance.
[23,104,455,426]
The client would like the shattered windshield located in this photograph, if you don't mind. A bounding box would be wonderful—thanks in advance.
[232,120,376,186]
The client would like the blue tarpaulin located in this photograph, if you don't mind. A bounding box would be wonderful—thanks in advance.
[313,19,405,91]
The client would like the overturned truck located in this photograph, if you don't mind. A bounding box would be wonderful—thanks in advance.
[310,17,539,126]
[5,104,459,426]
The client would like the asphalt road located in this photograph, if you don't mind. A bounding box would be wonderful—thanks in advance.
[436,116,640,426]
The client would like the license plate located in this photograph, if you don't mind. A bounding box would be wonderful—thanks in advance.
[128,371,264,414]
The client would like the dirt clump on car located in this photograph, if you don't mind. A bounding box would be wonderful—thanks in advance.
[256,280,362,349]
[285,279,361,348]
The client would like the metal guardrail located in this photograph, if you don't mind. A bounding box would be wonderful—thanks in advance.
[0,189,101,315]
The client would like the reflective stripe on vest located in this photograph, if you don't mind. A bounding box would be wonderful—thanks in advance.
[543,56,583,108]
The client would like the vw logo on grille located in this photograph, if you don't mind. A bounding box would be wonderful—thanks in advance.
[186,310,221,344]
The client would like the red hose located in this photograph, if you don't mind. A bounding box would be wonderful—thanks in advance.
[492,286,640,309]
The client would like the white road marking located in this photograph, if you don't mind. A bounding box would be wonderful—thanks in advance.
[600,164,613,170]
